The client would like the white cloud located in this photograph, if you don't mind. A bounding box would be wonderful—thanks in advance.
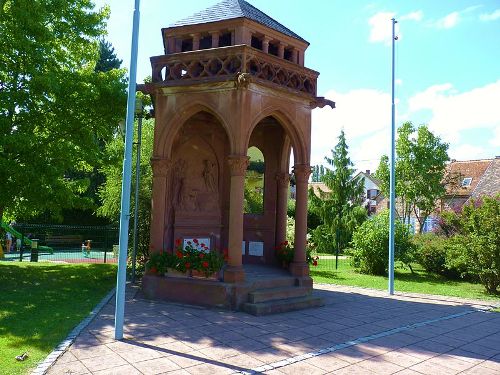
[435,11,460,28]
[408,81,500,146]
[368,12,396,44]
[480,9,500,21]
[491,126,500,148]
[395,78,403,86]
[401,10,423,22]
[311,89,391,169]
[448,144,491,161]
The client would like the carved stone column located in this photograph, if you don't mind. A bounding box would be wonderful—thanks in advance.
[224,155,249,283]
[262,37,271,54]
[278,42,285,59]
[150,157,173,253]
[210,31,220,48]
[290,164,311,277]
[191,33,200,50]
[275,173,291,246]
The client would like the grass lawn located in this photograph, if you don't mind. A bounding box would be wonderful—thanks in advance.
[0,262,117,375]
[311,257,500,302]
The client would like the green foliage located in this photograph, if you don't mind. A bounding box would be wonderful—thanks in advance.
[0,0,127,221]
[98,118,154,262]
[244,186,264,214]
[286,216,295,243]
[308,130,366,253]
[412,233,448,275]
[350,211,415,275]
[0,262,116,375]
[375,122,449,230]
[95,39,122,72]
[311,164,326,182]
[445,196,500,294]
[146,239,226,277]
[274,241,319,267]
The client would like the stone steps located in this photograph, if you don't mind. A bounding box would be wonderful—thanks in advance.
[248,286,310,303]
[251,276,296,289]
[243,295,324,316]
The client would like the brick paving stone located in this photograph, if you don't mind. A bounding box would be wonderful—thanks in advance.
[55,351,78,364]
[132,356,182,374]
[184,362,234,374]
[46,360,90,375]
[357,357,405,374]
[426,355,476,372]
[197,344,241,360]
[167,351,209,369]
[218,353,265,368]
[328,347,375,364]
[93,364,142,375]
[70,343,115,360]
[277,361,328,375]
[409,359,460,375]
[461,364,500,375]
[459,342,500,357]
[79,352,128,373]
[303,353,351,371]
[329,363,374,374]
[376,350,424,367]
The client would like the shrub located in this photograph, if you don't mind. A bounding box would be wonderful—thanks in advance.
[412,233,447,274]
[349,210,415,275]
[275,241,319,268]
[446,196,500,294]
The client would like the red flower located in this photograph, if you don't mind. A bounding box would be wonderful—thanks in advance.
[150,266,157,274]
[223,248,229,261]
[176,251,183,259]
[284,241,289,246]
[199,253,205,259]
[313,260,318,267]
[149,244,155,250]
[175,238,182,247]
[193,238,199,244]
[185,262,191,269]
[202,261,209,268]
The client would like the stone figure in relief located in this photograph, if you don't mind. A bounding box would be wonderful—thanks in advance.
[173,159,187,208]
[203,159,217,192]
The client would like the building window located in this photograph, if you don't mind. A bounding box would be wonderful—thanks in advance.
[219,32,232,47]
[181,38,193,52]
[251,36,262,50]
[199,35,212,49]
[284,47,293,61]
[268,42,279,56]
[461,177,472,187]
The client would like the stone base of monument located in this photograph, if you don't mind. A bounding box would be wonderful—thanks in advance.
[141,265,323,315]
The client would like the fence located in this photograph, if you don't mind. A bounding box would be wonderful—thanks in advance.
[3,224,119,264]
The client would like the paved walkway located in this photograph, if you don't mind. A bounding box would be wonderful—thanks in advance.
[45,284,500,375]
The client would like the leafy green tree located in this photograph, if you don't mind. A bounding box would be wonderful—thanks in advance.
[95,39,123,73]
[0,0,127,222]
[311,165,326,182]
[98,117,154,260]
[375,122,449,231]
[309,130,366,253]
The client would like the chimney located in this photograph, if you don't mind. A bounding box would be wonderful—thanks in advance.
[365,170,370,175]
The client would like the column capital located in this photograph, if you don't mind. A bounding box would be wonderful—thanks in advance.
[227,155,249,176]
[275,172,291,188]
[151,157,173,177]
[293,164,312,183]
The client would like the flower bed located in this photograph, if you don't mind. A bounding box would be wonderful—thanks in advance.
[146,238,227,279]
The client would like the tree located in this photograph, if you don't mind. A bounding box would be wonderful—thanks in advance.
[98,116,154,261]
[95,39,123,73]
[375,122,449,232]
[311,165,326,182]
[309,130,366,253]
[0,0,127,221]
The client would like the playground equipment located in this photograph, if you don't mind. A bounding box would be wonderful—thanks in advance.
[1,221,53,254]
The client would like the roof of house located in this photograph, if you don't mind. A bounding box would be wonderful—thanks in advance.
[445,159,492,197]
[169,0,307,43]
[353,171,381,187]
[470,156,500,199]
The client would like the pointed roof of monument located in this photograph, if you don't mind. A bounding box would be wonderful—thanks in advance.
[170,0,308,43]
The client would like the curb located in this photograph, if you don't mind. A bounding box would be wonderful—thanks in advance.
[31,287,117,375]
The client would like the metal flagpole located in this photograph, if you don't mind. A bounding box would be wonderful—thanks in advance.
[115,0,141,340]
[388,18,398,295]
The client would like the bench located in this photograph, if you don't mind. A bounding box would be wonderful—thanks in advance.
[45,235,84,246]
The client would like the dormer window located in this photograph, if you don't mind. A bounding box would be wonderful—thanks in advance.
[181,38,193,52]
[461,177,472,187]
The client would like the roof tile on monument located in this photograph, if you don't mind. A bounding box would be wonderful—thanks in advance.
[170,0,308,43]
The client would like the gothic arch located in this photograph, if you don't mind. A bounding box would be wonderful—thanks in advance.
[156,102,234,158]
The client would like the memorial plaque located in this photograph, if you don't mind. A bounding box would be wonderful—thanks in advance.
[248,241,264,256]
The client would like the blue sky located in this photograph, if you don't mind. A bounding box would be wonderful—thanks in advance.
[94,0,500,172]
